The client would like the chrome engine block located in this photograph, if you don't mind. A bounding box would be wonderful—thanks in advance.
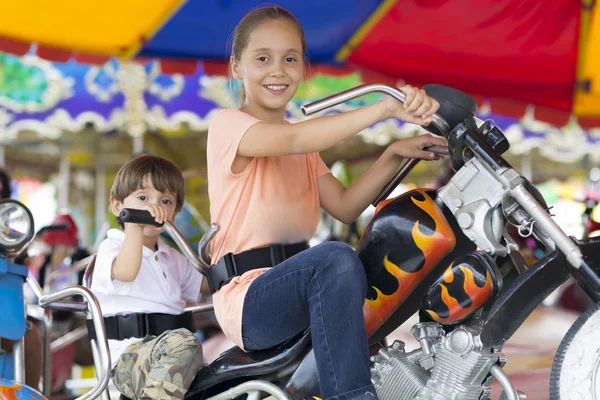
[372,323,500,400]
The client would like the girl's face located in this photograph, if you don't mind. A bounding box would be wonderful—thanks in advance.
[232,20,304,118]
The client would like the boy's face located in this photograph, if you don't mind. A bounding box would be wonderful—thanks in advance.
[111,175,178,237]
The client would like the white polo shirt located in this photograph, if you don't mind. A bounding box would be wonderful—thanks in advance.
[90,229,203,368]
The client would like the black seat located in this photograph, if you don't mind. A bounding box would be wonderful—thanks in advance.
[119,329,312,400]
[185,329,312,398]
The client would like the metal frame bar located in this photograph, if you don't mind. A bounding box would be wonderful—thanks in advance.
[184,302,214,314]
[205,380,291,400]
[12,334,25,383]
[51,325,88,352]
[39,255,93,395]
[39,286,111,400]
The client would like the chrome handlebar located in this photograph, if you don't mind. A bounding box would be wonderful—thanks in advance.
[118,209,220,273]
[198,223,220,268]
[301,83,451,136]
[162,221,220,272]
[162,221,212,274]
[300,83,452,207]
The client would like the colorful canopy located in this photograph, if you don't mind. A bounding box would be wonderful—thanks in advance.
[0,0,598,126]
[1,53,598,166]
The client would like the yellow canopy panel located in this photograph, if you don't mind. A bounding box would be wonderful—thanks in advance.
[0,0,185,57]
[575,4,600,117]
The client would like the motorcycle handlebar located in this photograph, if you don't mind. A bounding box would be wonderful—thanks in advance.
[119,208,210,274]
[118,209,163,227]
[301,83,451,136]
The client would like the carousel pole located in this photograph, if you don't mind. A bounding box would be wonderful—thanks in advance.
[43,143,71,395]
[521,153,533,182]
[133,135,144,154]
[58,144,70,209]
[119,62,148,156]
[95,158,106,235]
[0,144,5,167]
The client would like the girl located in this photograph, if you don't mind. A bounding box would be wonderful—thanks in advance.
[207,6,446,400]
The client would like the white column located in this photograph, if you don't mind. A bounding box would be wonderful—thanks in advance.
[58,146,70,209]
[133,135,144,155]
[521,153,533,181]
[0,144,5,168]
[95,160,106,233]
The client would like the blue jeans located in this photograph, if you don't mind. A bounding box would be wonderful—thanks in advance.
[241,242,378,400]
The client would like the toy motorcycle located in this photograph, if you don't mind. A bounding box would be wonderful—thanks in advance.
[0,199,47,399]
[55,83,600,400]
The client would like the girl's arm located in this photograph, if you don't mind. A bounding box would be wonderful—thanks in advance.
[318,135,448,224]
[238,86,437,158]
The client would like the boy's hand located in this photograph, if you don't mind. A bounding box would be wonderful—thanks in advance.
[142,204,169,225]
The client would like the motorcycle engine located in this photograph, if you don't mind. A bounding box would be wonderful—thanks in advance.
[371,323,500,400]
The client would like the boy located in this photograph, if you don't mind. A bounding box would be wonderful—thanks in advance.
[91,155,206,400]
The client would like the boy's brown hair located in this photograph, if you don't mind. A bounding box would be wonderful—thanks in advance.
[111,155,185,225]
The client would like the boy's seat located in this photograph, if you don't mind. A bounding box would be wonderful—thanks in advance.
[118,329,312,400]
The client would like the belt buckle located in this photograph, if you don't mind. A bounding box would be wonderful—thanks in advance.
[223,253,238,276]
[269,244,286,266]
[208,253,237,293]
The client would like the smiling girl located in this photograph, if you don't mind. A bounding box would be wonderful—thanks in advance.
[207,6,446,400]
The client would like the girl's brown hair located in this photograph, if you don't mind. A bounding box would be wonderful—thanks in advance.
[230,5,308,103]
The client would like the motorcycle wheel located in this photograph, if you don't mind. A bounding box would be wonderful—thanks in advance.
[550,301,600,399]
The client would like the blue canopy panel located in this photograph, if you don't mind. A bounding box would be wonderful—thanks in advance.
[138,0,383,63]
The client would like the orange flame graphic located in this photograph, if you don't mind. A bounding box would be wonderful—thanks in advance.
[442,266,455,283]
[426,265,494,324]
[364,190,456,337]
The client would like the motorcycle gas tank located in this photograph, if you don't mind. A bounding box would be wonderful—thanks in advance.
[357,189,457,339]
[422,251,502,324]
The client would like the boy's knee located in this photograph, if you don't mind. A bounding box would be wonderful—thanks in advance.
[155,328,203,361]
[112,328,204,399]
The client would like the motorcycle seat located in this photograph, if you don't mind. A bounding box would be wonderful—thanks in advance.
[119,329,312,400]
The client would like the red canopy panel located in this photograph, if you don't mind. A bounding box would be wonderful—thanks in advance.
[0,33,195,72]
[347,0,580,112]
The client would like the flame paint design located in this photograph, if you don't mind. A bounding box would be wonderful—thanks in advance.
[425,264,494,324]
[364,190,455,337]
[0,382,21,398]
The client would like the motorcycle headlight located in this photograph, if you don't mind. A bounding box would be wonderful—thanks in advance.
[0,200,34,252]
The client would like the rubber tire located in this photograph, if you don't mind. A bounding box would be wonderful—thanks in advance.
[550,301,600,400]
